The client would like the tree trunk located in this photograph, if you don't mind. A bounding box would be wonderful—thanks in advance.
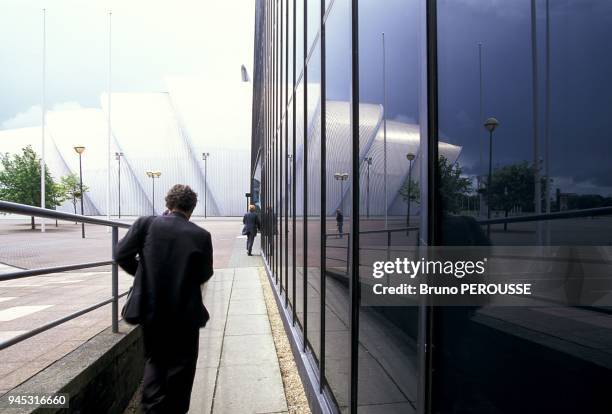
[504,209,509,232]
[31,216,35,230]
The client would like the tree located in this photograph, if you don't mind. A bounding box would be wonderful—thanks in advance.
[0,146,63,229]
[59,173,89,215]
[438,155,472,214]
[399,178,420,204]
[485,161,546,230]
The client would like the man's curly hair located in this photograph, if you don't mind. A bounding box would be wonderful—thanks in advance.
[165,184,198,213]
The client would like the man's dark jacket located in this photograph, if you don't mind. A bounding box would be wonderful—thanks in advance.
[115,212,214,329]
[243,211,261,235]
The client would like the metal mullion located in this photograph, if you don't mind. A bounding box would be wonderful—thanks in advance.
[264,1,269,260]
[274,0,279,283]
[422,1,439,414]
[292,0,297,326]
[302,0,308,353]
[284,0,290,308]
[279,0,284,296]
[267,0,273,261]
[349,0,360,412]
[319,0,327,393]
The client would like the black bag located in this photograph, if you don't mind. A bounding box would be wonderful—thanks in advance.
[121,272,144,325]
[121,217,154,325]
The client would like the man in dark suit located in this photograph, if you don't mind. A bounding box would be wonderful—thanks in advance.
[116,184,213,414]
[336,208,344,238]
[243,204,261,255]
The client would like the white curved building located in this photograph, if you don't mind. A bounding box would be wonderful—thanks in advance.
[270,85,462,217]
[0,75,252,217]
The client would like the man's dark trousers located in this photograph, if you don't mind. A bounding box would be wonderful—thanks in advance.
[141,326,199,414]
[246,231,256,255]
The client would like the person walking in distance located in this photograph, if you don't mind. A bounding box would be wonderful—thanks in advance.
[336,208,344,238]
[116,184,213,414]
[243,204,261,256]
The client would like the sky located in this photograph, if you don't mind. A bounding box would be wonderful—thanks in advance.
[0,0,255,129]
[1,0,611,197]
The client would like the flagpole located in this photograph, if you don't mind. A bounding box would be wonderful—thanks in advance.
[382,32,388,229]
[545,0,551,244]
[41,8,46,233]
[107,11,112,225]
[531,0,542,245]
[478,42,484,217]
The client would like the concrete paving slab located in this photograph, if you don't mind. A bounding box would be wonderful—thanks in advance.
[227,299,267,316]
[230,287,264,301]
[225,314,271,336]
[188,367,217,414]
[197,334,224,369]
[212,363,287,414]
[220,334,277,366]
[188,262,289,414]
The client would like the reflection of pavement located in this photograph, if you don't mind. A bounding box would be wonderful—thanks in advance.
[475,306,612,368]
[0,217,245,396]
[291,267,417,413]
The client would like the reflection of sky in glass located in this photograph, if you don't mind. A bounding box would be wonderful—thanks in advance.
[325,0,611,196]
[436,0,612,195]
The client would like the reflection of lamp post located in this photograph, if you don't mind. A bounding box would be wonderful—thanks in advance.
[202,152,209,218]
[484,117,500,237]
[115,152,123,218]
[146,170,161,215]
[334,172,349,213]
[364,157,373,218]
[74,146,86,238]
[406,153,415,231]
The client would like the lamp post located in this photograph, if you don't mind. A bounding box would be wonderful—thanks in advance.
[74,146,86,238]
[146,170,161,215]
[484,117,500,237]
[364,157,372,218]
[406,153,415,232]
[115,152,123,218]
[202,152,209,218]
[334,172,349,213]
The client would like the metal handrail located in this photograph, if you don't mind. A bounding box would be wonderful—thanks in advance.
[0,200,131,228]
[0,261,113,282]
[476,206,612,225]
[0,200,131,351]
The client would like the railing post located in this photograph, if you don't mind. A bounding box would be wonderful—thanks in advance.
[111,226,119,333]
[346,233,350,276]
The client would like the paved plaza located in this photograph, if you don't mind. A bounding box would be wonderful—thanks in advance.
[0,216,303,414]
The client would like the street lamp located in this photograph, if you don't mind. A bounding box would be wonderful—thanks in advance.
[406,153,416,232]
[115,152,123,218]
[334,172,349,213]
[484,117,500,237]
[74,146,86,238]
[364,157,373,219]
[146,170,161,215]
[202,152,210,218]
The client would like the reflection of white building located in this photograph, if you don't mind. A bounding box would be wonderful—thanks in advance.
[283,86,461,216]
[0,75,252,216]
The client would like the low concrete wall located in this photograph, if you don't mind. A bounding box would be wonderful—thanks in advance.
[5,322,144,414]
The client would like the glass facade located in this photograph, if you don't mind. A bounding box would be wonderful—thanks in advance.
[251,0,612,413]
